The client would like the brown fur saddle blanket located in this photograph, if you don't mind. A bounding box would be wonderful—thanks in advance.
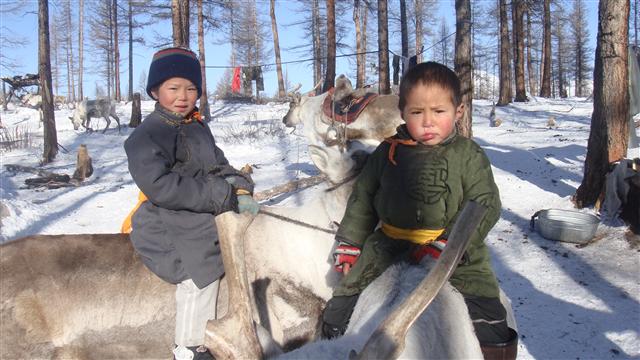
[322,87,378,124]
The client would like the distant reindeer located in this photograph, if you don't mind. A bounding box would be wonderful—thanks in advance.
[69,98,121,133]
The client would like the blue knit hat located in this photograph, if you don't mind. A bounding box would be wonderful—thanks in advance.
[146,47,202,98]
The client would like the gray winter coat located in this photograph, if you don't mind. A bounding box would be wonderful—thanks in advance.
[124,104,253,289]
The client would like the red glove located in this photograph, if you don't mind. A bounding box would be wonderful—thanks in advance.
[333,242,361,272]
[410,239,447,264]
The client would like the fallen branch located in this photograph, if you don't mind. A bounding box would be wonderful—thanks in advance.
[253,174,325,202]
[5,164,62,178]
[5,163,77,189]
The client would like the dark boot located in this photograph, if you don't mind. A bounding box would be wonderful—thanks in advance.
[480,328,518,360]
[321,294,359,340]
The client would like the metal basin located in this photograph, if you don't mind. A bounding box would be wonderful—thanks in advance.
[530,209,600,244]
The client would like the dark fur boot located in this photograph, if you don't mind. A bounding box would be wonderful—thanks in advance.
[480,328,518,360]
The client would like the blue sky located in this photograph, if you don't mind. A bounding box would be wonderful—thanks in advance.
[0,0,600,99]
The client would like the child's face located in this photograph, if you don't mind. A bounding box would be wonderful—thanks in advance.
[151,77,198,116]
[402,83,463,146]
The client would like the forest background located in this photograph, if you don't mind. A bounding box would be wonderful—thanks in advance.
[1,0,603,102]
[0,0,637,210]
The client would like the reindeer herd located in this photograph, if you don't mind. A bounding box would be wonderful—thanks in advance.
[0,79,516,359]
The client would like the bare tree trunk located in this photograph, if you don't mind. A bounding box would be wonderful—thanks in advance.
[354,0,365,88]
[51,22,59,95]
[113,0,121,101]
[513,0,527,101]
[107,0,113,100]
[197,0,210,121]
[128,0,133,101]
[526,6,536,96]
[66,3,76,102]
[78,0,84,100]
[415,0,423,63]
[270,0,285,98]
[39,0,57,164]
[498,0,511,105]
[635,0,638,47]
[362,1,368,82]
[557,25,567,98]
[313,0,322,87]
[455,0,473,138]
[400,0,408,74]
[540,0,552,97]
[323,0,336,92]
[575,0,629,208]
[378,0,390,94]
[130,93,142,127]
[65,34,73,103]
[172,0,190,47]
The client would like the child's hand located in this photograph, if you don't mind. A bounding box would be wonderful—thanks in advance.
[237,195,259,215]
[333,242,361,273]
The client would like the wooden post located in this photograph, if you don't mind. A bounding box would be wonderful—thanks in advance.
[130,92,142,127]
[72,144,93,181]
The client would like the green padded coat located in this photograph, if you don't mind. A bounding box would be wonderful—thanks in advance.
[336,125,502,298]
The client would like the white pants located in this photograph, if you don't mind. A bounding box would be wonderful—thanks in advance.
[175,278,219,347]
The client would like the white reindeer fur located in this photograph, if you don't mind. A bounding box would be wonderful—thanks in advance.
[277,261,482,359]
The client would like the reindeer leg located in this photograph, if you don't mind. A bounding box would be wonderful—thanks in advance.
[102,116,110,133]
[112,114,121,133]
[205,211,263,360]
[354,201,487,360]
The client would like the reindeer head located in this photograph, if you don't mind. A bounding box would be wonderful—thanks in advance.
[283,81,323,128]
[283,83,303,128]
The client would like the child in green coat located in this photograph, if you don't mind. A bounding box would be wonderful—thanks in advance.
[322,62,517,360]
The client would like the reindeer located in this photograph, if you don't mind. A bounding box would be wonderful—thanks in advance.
[1,84,516,358]
[69,98,121,133]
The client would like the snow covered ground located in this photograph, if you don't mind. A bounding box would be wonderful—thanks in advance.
[1,96,638,359]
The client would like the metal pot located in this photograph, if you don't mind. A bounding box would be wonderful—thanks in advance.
[530,209,600,244]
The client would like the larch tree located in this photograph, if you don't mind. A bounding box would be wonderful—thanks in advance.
[633,0,638,46]
[539,0,552,97]
[497,0,512,105]
[525,0,539,96]
[113,0,121,101]
[78,0,84,100]
[172,0,190,47]
[313,0,324,88]
[454,0,473,138]
[400,0,408,72]
[39,0,57,164]
[552,3,568,98]
[414,0,423,64]
[575,0,630,208]
[323,0,336,92]
[570,0,592,97]
[197,0,210,121]
[270,0,285,99]
[354,0,366,88]
[57,0,76,103]
[378,0,390,94]
[512,0,527,102]
[228,0,269,97]
[51,12,60,95]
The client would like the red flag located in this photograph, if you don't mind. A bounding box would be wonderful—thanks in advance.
[231,67,241,93]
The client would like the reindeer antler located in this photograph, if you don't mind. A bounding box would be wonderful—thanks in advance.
[287,83,302,97]
[306,79,323,96]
